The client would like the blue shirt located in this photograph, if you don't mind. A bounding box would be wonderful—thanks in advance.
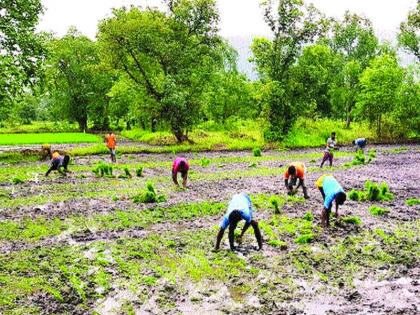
[322,176,344,209]
[220,193,253,229]
[355,138,367,147]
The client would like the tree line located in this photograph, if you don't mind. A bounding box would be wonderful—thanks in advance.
[1,0,419,141]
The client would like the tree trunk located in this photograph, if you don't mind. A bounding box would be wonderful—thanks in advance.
[345,114,351,128]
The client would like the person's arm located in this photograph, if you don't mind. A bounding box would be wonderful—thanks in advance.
[45,166,53,177]
[296,178,303,189]
[335,200,339,218]
[251,220,263,250]
[215,228,225,250]
[319,187,325,200]
[228,226,236,250]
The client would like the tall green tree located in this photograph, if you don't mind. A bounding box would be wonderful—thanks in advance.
[251,0,328,140]
[328,11,378,127]
[98,0,225,142]
[398,3,420,60]
[356,54,404,137]
[0,0,44,121]
[46,29,113,130]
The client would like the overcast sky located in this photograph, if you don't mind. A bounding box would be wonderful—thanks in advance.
[37,0,417,40]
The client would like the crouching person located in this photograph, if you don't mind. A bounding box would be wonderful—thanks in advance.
[315,175,346,227]
[284,162,309,199]
[172,157,190,188]
[45,151,70,177]
[215,193,263,251]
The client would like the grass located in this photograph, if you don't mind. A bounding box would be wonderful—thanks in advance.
[406,198,420,206]
[0,133,100,145]
[0,121,79,134]
[369,206,390,216]
[349,181,393,202]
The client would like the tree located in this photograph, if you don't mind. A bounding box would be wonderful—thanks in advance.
[398,3,420,60]
[46,29,113,131]
[98,0,225,142]
[327,11,378,127]
[356,55,404,137]
[251,0,328,140]
[0,0,45,121]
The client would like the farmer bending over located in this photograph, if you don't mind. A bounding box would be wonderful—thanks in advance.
[45,151,70,177]
[172,157,189,188]
[105,131,117,163]
[215,193,263,251]
[320,132,337,168]
[284,162,309,199]
[315,175,346,227]
[352,138,367,151]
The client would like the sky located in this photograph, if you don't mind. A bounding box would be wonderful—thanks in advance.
[37,0,418,40]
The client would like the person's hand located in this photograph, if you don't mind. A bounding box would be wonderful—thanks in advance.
[334,212,339,219]
[237,236,243,245]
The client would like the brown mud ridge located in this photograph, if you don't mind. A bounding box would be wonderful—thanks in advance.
[1,145,419,314]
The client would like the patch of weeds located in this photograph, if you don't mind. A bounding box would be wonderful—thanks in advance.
[200,157,210,167]
[367,149,376,161]
[92,161,114,178]
[269,196,282,214]
[344,149,376,167]
[136,166,144,177]
[248,162,257,168]
[294,233,314,244]
[406,198,420,206]
[368,206,389,216]
[341,215,362,225]
[12,177,24,185]
[267,239,288,249]
[132,181,166,204]
[252,147,262,157]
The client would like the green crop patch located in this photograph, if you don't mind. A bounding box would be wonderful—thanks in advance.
[349,180,393,202]
[0,133,100,145]
[406,198,420,206]
[368,206,389,216]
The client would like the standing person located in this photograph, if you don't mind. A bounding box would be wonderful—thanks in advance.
[172,157,190,188]
[352,138,367,151]
[284,162,309,199]
[320,132,337,168]
[215,193,263,251]
[315,175,346,227]
[105,131,117,163]
[45,151,70,177]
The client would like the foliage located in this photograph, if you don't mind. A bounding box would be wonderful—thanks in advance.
[303,211,314,222]
[98,0,226,142]
[294,233,314,244]
[368,206,389,216]
[349,181,393,202]
[397,3,420,60]
[269,196,281,214]
[251,0,328,140]
[200,157,211,167]
[136,166,144,177]
[0,133,99,145]
[252,147,262,157]
[345,149,375,167]
[132,181,166,203]
[11,177,24,185]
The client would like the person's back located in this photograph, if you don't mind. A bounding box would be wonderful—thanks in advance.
[321,176,344,208]
[284,162,305,179]
[106,133,116,149]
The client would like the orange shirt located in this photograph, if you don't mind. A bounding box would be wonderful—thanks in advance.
[284,162,305,179]
[52,151,60,160]
[105,134,116,149]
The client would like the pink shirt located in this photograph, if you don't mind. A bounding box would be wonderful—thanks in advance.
[172,157,189,173]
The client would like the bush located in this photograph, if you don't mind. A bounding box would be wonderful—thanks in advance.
[133,181,166,204]
[253,147,262,157]
[368,206,389,216]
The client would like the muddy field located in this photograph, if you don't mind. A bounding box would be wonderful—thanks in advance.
[0,144,419,315]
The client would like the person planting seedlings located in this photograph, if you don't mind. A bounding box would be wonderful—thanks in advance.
[215,193,263,251]
[352,138,367,151]
[172,157,190,188]
[315,175,346,227]
[45,151,70,177]
[320,132,337,168]
[105,131,117,163]
[284,162,309,199]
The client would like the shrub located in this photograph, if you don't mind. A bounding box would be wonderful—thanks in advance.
[341,216,362,225]
[200,157,210,167]
[294,233,314,244]
[368,206,389,216]
[92,161,113,178]
[136,166,144,177]
[253,147,262,157]
[133,181,166,204]
[406,198,420,206]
